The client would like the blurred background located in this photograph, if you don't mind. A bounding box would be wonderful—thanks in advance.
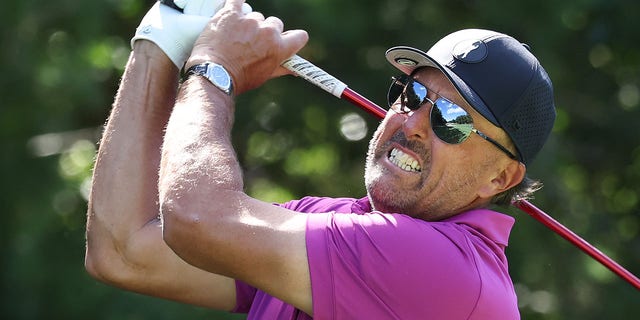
[1,0,638,318]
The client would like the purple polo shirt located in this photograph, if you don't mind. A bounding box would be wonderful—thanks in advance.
[233,196,519,319]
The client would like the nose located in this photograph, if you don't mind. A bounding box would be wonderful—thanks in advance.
[401,103,432,141]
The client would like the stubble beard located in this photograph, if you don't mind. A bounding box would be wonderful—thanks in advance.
[364,130,432,216]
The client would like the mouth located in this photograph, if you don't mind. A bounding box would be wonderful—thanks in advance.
[388,148,422,172]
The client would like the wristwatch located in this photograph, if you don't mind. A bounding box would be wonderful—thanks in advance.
[184,62,233,96]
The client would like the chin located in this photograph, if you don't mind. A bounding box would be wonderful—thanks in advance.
[365,175,418,215]
[365,160,406,212]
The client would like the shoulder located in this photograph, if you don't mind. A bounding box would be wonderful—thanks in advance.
[308,211,482,264]
[278,196,370,213]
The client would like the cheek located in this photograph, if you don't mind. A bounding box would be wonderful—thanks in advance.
[432,143,496,189]
[370,116,402,149]
[432,134,490,165]
[429,139,465,165]
[426,142,479,187]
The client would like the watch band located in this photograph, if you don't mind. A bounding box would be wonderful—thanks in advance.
[184,62,234,96]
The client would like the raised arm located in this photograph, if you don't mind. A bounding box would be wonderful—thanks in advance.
[158,0,314,315]
[84,2,237,310]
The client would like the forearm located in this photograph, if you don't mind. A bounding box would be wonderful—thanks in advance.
[159,74,242,206]
[86,41,178,276]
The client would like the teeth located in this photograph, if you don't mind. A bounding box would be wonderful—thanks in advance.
[388,148,421,172]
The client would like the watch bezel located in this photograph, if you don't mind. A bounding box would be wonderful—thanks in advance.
[185,62,233,95]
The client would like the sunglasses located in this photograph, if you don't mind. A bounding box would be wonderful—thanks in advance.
[387,75,517,160]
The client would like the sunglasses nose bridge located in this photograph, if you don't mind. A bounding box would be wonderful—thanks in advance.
[400,100,435,141]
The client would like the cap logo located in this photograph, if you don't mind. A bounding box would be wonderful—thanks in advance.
[452,39,488,63]
[395,57,418,67]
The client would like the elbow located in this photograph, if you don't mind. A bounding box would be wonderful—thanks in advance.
[84,208,138,287]
[84,213,111,283]
[84,238,119,285]
[159,190,238,266]
[84,244,147,291]
[84,248,108,283]
[160,195,202,257]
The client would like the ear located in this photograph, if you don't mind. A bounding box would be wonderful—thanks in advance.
[477,161,526,199]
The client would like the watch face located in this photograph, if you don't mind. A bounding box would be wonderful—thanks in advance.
[207,63,231,93]
[211,65,231,90]
[189,63,233,95]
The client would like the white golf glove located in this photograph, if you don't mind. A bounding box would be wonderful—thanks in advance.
[131,0,252,68]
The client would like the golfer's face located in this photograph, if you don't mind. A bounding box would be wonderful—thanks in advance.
[364,68,507,220]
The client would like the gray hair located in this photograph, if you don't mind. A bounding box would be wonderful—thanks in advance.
[490,175,543,206]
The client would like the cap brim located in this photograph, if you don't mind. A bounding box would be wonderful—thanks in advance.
[385,46,500,126]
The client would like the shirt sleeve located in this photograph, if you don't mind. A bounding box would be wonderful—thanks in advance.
[306,212,483,319]
[232,280,257,313]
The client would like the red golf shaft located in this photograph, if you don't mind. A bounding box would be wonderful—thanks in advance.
[514,200,640,290]
[342,88,387,119]
[340,89,640,291]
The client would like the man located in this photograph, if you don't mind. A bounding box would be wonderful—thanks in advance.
[85,0,555,319]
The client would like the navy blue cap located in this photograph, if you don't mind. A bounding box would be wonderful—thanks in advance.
[385,29,556,165]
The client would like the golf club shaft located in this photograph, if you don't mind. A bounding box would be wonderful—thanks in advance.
[284,55,640,291]
[515,200,640,290]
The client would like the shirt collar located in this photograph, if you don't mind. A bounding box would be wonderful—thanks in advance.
[443,208,515,246]
[358,197,513,246]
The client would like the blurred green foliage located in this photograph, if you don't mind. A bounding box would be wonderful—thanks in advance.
[1,0,638,319]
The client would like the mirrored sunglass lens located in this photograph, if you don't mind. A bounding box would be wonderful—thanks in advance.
[387,75,409,107]
[430,98,474,144]
[403,80,429,111]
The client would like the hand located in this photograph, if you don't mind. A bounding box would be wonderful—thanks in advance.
[131,0,252,68]
[187,0,309,95]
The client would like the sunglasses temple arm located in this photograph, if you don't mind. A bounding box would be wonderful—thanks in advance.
[472,129,518,160]
[513,200,640,290]
[283,54,640,290]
